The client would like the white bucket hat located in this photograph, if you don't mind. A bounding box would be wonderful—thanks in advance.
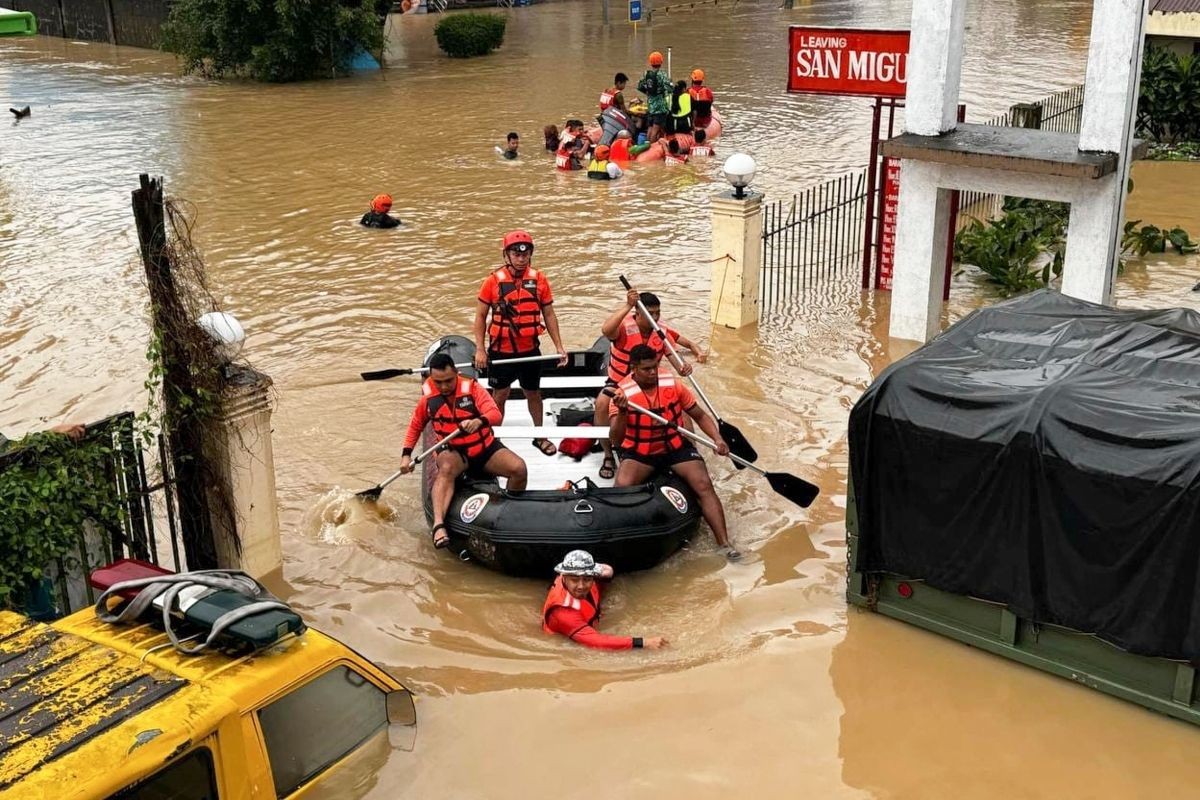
[554,550,603,577]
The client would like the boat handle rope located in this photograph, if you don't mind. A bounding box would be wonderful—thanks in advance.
[94,569,298,656]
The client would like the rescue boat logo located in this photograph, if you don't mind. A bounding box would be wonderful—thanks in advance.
[460,493,490,524]
[660,486,688,514]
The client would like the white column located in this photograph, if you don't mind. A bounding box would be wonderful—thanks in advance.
[1061,172,1122,303]
[1064,0,1148,305]
[710,191,763,330]
[889,160,952,343]
[904,0,968,135]
[212,367,283,579]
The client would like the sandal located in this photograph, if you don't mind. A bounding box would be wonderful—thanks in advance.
[431,522,451,550]
[532,438,558,457]
[598,455,616,480]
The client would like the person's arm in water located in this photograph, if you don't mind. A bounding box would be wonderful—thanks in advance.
[545,607,666,650]
[672,331,708,363]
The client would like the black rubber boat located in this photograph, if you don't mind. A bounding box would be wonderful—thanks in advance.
[420,335,701,577]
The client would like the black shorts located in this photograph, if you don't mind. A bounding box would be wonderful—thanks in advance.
[487,348,542,391]
[618,445,703,472]
[455,441,508,479]
[649,112,669,128]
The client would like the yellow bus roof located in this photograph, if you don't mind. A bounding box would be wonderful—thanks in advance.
[0,608,396,798]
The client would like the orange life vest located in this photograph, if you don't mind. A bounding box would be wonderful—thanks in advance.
[422,376,495,458]
[608,314,673,382]
[542,575,602,634]
[555,145,578,171]
[690,144,713,158]
[610,138,632,162]
[689,86,714,123]
[664,153,688,166]
[618,372,687,455]
[599,87,618,111]
[487,267,546,354]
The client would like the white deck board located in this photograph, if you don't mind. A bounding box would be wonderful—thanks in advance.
[497,396,614,490]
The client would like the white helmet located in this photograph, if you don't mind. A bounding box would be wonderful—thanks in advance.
[554,550,603,577]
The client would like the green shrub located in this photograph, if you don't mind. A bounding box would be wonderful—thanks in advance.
[1122,221,1199,256]
[162,0,386,82]
[1138,45,1200,143]
[954,198,1068,296]
[0,429,127,608]
[434,13,506,59]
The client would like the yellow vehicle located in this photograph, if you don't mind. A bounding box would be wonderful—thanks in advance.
[0,599,415,799]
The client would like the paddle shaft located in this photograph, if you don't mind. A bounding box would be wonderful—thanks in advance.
[618,396,765,476]
[374,430,460,492]
[619,275,724,420]
[361,353,563,381]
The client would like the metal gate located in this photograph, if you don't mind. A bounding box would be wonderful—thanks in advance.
[760,169,868,312]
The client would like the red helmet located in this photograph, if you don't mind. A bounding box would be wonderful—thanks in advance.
[502,230,534,253]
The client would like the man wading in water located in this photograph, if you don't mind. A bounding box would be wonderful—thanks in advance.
[542,550,667,650]
[473,230,568,456]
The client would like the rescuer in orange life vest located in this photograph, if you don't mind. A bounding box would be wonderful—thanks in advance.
[688,68,715,130]
[610,344,738,559]
[473,230,569,457]
[594,286,707,480]
[400,353,529,549]
[543,549,667,650]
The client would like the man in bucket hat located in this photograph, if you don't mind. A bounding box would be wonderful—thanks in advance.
[541,550,667,650]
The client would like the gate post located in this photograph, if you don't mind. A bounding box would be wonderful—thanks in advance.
[211,365,283,579]
[710,189,763,329]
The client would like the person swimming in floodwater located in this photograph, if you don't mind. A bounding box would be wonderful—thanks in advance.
[360,194,401,228]
[501,131,520,160]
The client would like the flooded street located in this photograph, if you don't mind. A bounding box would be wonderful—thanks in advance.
[4,0,1200,795]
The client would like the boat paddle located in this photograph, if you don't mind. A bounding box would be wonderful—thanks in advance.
[355,430,461,501]
[605,389,819,508]
[619,275,759,468]
[361,353,562,382]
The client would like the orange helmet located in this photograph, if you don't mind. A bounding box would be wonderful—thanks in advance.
[648,51,664,66]
[691,68,705,82]
[371,193,393,213]
[502,229,534,253]
[594,144,611,160]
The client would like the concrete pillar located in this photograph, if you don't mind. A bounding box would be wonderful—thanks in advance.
[1065,0,1147,305]
[211,366,282,579]
[889,160,952,342]
[710,191,762,330]
[904,0,967,135]
[1061,172,1122,302]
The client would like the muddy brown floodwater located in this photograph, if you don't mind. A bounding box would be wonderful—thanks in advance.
[3,0,1200,795]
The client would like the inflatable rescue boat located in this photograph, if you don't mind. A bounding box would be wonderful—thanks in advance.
[420,335,701,577]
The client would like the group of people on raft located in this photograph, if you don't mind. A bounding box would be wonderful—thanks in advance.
[544,51,717,178]
[395,228,739,568]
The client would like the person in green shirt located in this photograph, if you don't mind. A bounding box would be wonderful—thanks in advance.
[636,51,672,143]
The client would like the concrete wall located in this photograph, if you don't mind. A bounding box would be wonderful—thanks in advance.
[9,0,167,49]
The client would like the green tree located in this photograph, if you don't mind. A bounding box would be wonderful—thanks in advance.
[434,13,506,59]
[162,0,386,82]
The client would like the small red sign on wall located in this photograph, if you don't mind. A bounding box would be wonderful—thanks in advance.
[787,27,911,98]
[877,157,901,291]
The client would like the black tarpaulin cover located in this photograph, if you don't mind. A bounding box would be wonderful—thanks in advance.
[850,290,1200,660]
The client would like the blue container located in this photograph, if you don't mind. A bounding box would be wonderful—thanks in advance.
[637,132,648,145]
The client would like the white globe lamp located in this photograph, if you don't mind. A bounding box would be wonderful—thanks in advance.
[723,153,757,199]
[197,311,246,363]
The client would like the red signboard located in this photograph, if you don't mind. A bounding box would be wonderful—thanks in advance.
[877,157,901,291]
[787,27,910,98]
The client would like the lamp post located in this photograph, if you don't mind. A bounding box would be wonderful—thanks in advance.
[197,311,246,364]
[722,153,757,200]
[711,153,763,329]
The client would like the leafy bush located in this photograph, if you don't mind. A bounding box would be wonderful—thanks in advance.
[434,13,506,58]
[954,198,1068,296]
[162,0,386,82]
[0,429,127,608]
[1138,45,1200,143]
[1122,221,1199,256]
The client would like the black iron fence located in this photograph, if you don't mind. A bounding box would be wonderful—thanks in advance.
[760,169,867,312]
[1,412,182,617]
[958,84,1085,223]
